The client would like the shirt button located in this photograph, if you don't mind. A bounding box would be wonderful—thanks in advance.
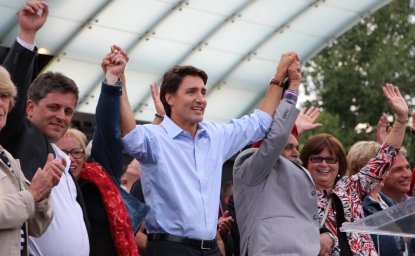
[311,190,316,196]
[313,214,318,220]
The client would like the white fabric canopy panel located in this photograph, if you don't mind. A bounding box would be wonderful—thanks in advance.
[0,0,392,123]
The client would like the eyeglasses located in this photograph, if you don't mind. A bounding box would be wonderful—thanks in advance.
[309,155,338,164]
[62,148,85,159]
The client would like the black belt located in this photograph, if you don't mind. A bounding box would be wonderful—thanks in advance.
[148,233,216,250]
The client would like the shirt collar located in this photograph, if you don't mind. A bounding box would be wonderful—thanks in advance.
[161,115,207,139]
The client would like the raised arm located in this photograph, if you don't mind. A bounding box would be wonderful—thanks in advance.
[150,82,165,125]
[355,84,408,195]
[17,0,49,44]
[92,46,127,179]
[119,75,136,136]
[93,46,150,232]
[98,45,135,137]
[0,0,48,152]
[382,83,408,148]
[256,52,298,116]
[234,61,301,185]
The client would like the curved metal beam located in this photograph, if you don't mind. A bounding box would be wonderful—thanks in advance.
[241,0,391,115]
[132,0,256,113]
[207,0,321,100]
[78,0,187,108]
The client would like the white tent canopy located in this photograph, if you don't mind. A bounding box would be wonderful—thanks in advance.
[0,0,391,124]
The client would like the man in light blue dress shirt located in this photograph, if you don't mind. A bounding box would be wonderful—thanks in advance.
[100,48,299,255]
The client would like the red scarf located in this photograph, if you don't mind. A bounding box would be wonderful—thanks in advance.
[80,162,139,256]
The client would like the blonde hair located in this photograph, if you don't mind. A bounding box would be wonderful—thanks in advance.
[0,66,17,110]
[62,128,87,149]
[347,141,380,176]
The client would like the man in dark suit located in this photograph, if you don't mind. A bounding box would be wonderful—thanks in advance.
[0,1,89,255]
[363,150,415,255]
[233,60,321,255]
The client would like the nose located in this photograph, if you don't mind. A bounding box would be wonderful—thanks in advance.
[195,91,205,103]
[403,167,412,178]
[292,148,300,158]
[55,108,65,120]
[318,159,329,166]
[0,97,5,107]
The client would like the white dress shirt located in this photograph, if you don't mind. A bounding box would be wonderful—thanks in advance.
[28,144,89,256]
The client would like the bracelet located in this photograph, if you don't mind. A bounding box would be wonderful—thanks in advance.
[155,113,164,119]
[392,122,407,128]
[269,78,283,88]
[395,118,408,124]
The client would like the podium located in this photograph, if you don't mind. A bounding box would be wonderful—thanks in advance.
[341,197,415,237]
[340,197,415,254]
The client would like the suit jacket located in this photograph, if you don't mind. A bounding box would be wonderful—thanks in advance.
[0,41,51,180]
[0,147,52,256]
[0,40,90,231]
[233,101,320,256]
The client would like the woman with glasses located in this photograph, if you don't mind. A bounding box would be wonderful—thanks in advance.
[56,131,85,179]
[56,128,138,255]
[55,128,87,180]
[299,84,408,256]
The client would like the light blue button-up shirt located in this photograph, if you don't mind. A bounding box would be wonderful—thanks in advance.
[122,110,271,240]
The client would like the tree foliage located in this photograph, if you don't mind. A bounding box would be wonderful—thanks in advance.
[302,0,415,160]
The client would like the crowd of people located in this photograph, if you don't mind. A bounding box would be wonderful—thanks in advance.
[1,1,414,256]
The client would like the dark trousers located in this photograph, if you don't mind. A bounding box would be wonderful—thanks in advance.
[145,240,222,256]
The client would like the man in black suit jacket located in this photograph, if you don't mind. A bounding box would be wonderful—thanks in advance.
[0,1,90,255]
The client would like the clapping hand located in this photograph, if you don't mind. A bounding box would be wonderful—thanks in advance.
[28,153,66,202]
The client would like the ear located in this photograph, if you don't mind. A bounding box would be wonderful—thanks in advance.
[165,93,174,106]
[26,100,34,118]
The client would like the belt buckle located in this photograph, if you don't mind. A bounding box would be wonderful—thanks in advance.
[201,240,211,250]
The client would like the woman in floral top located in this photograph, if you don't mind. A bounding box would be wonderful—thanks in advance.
[299,84,408,256]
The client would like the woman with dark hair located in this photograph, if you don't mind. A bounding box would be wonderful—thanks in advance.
[300,84,408,256]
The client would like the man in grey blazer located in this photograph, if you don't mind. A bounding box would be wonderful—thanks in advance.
[233,62,320,255]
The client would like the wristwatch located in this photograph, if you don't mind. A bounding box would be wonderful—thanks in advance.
[269,78,283,88]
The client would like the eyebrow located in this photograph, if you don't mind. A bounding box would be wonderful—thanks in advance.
[285,143,298,148]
